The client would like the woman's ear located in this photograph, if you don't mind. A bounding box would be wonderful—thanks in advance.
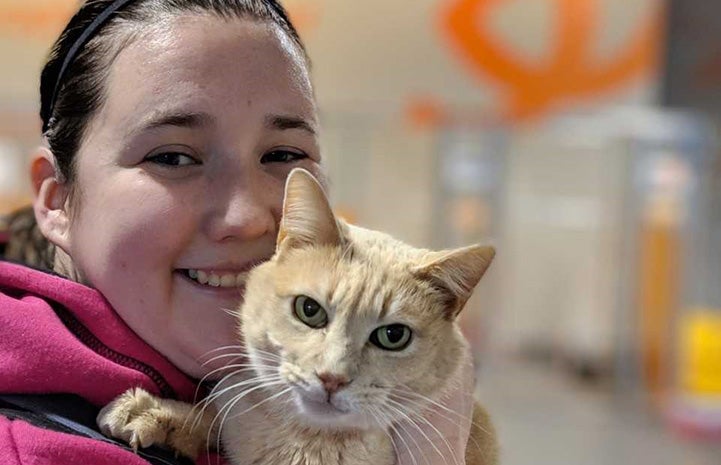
[31,147,72,252]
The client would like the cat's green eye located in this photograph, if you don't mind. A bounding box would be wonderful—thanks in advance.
[369,324,412,351]
[293,295,328,328]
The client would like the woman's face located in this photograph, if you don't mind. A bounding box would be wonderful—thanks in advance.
[64,15,321,377]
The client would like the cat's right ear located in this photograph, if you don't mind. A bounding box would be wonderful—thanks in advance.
[413,245,495,319]
[277,168,342,253]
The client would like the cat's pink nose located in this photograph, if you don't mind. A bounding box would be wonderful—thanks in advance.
[317,372,350,394]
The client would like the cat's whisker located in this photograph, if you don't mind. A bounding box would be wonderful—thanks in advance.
[230,341,279,356]
[386,397,469,465]
[372,407,430,465]
[389,426,422,465]
[191,372,282,431]
[211,399,234,454]
[390,391,464,429]
[339,242,352,263]
[228,385,293,419]
[200,365,273,398]
[204,373,283,407]
[220,306,241,318]
[209,351,281,368]
[199,344,283,366]
[247,347,284,362]
[366,406,405,465]
[391,390,490,457]
[383,401,435,465]
[393,387,493,438]
[199,344,246,359]
[190,378,246,432]
[201,362,279,382]
[245,356,283,369]
[210,380,287,453]
[192,366,253,410]
[188,370,278,432]
[395,387,481,427]
[209,381,270,451]
[384,426,402,460]
[410,410,466,465]
[384,400,452,465]
[391,410,430,465]
[205,380,267,456]
[211,377,286,415]
[197,364,259,388]
[193,358,268,403]
[391,400,436,465]
[389,391,487,456]
[200,352,245,366]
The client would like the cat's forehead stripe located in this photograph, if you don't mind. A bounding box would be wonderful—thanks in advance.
[329,262,392,319]
[378,287,395,319]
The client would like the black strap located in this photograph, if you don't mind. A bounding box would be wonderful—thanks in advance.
[0,394,193,465]
[45,0,139,131]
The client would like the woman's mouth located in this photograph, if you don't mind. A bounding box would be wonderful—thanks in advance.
[178,269,249,288]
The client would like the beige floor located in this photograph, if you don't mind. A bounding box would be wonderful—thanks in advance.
[475,359,721,465]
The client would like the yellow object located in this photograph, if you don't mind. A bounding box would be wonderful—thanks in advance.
[638,220,679,395]
[680,310,721,394]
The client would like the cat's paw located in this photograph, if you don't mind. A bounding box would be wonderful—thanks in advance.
[97,387,206,459]
[97,387,159,448]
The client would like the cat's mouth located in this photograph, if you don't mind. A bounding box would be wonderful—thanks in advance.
[177,268,249,288]
[296,394,350,417]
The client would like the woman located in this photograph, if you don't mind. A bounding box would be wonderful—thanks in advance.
[0,1,475,464]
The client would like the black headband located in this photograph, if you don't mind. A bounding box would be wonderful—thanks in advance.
[43,0,138,132]
[43,0,298,133]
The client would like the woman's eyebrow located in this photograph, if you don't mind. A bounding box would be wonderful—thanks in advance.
[265,114,317,135]
[135,110,215,134]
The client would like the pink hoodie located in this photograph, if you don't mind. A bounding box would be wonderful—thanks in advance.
[0,260,219,464]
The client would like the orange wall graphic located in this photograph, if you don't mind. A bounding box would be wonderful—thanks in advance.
[439,0,663,122]
[0,1,77,41]
[284,1,323,36]
[0,1,321,41]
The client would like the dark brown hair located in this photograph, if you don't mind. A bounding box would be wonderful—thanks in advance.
[40,0,307,185]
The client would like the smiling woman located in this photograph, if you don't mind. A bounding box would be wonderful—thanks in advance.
[52,13,322,378]
[0,1,477,464]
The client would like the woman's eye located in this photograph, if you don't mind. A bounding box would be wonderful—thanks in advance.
[293,295,328,329]
[145,152,199,167]
[261,150,308,164]
[369,324,413,351]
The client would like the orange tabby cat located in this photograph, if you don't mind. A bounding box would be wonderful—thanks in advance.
[98,168,498,465]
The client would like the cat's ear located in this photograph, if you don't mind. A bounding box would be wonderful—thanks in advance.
[412,245,495,319]
[277,168,342,252]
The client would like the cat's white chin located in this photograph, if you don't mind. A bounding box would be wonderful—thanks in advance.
[293,394,370,430]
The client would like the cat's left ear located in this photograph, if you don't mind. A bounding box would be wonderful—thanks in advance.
[412,245,495,319]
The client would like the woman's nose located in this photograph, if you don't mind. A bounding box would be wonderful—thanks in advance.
[204,178,279,243]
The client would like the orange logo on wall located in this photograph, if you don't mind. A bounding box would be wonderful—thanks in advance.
[284,1,322,35]
[440,0,663,121]
[0,1,77,40]
[0,1,322,40]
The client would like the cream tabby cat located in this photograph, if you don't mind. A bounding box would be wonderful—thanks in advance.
[98,168,498,465]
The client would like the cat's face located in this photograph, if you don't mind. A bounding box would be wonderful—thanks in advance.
[235,169,494,431]
[241,241,465,429]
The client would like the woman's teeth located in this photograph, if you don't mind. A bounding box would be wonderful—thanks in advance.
[186,269,248,288]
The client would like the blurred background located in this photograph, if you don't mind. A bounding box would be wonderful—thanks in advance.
[1,0,721,463]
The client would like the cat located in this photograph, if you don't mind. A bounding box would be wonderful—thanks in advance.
[97,168,499,465]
